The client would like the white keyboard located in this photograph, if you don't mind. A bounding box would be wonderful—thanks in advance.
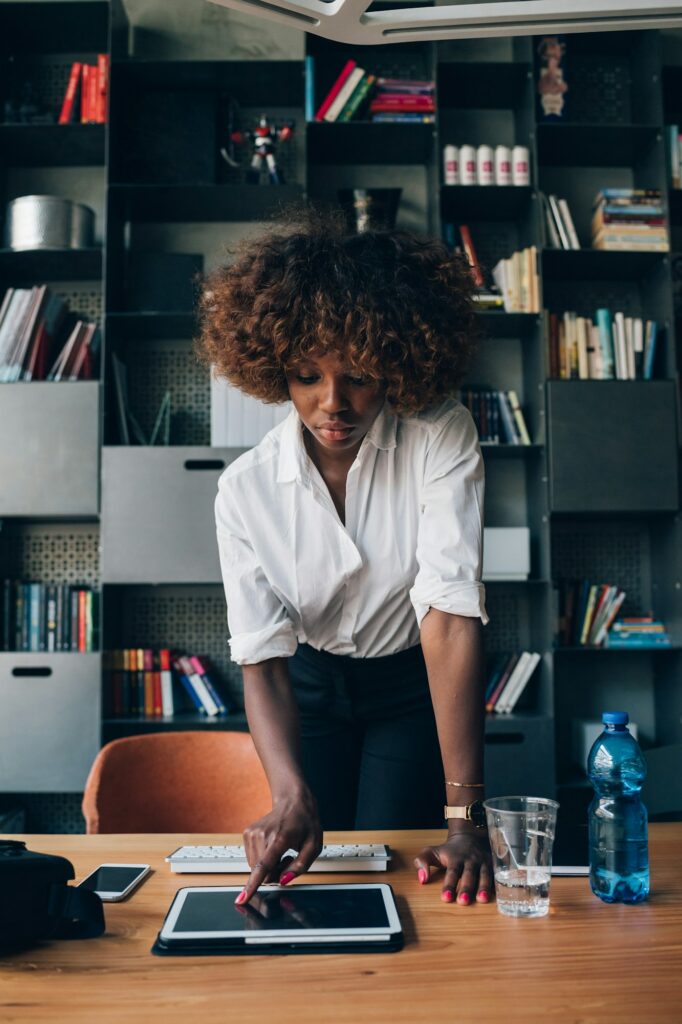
[166,843,391,874]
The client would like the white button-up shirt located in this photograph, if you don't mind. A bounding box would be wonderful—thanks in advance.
[215,397,488,665]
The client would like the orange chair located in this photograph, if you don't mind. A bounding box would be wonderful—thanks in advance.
[82,731,271,834]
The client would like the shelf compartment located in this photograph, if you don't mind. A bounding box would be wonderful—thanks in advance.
[106,312,195,341]
[0,124,105,167]
[0,248,102,284]
[441,184,534,220]
[108,184,305,223]
[437,62,532,110]
[476,311,539,338]
[0,652,101,792]
[306,122,434,165]
[484,712,555,798]
[537,123,662,167]
[542,248,667,281]
[0,382,100,517]
[100,447,244,583]
[547,380,679,513]
[111,60,305,108]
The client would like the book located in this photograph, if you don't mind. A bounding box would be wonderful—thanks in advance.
[506,389,531,444]
[159,649,175,717]
[485,653,520,712]
[324,67,365,123]
[594,308,615,379]
[558,198,580,249]
[190,655,231,714]
[305,55,315,122]
[58,62,83,124]
[96,53,109,123]
[338,73,376,123]
[458,225,484,289]
[176,655,220,716]
[493,652,532,712]
[540,192,561,248]
[548,194,571,249]
[315,59,356,121]
[497,652,541,713]
[643,320,658,380]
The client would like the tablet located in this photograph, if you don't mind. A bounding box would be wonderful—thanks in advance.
[551,820,590,876]
[152,883,404,956]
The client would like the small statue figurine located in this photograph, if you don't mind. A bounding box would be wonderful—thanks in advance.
[221,113,295,185]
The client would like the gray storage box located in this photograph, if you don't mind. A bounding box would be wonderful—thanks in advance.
[0,653,101,792]
[0,382,100,516]
[101,447,244,583]
[484,715,556,799]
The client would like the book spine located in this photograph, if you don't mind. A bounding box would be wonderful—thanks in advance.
[338,73,376,123]
[324,67,365,122]
[458,225,484,289]
[29,584,40,653]
[58,62,82,124]
[305,55,315,122]
[80,64,91,124]
[78,589,86,652]
[97,54,109,123]
[315,59,356,121]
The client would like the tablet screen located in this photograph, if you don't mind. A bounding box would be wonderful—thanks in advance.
[174,887,390,934]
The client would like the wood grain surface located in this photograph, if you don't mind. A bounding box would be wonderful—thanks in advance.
[0,826,680,1024]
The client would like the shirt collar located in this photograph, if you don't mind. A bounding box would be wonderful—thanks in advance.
[277,401,397,484]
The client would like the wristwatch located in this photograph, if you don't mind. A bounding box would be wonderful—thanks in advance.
[444,800,487,829]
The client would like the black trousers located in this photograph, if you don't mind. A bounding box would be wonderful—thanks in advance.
[288,642,444,830]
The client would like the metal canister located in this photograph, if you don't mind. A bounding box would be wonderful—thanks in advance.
[4,195,95,250]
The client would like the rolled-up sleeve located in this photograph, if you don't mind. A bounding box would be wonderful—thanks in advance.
[215,478,298,665]
[409,406,489,628]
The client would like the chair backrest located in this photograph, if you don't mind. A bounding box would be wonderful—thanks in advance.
[641,744,682,820]
[82,731,271,834]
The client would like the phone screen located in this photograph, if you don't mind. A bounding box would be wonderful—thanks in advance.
[80,866,146,893]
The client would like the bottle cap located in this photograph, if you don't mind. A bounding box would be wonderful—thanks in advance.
[602,711,629,725]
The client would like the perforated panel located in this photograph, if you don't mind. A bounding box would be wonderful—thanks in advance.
[551,520,649,614]
[53,283,103,327]
[543,281,641,319]
[568,56,632,124]
[0,523,100,586]
[9,792,86,834]
[118,585,243,705]
[5,59,75,119]
[122,339,210,446]
[483,587,524,653]
[471,223,522,281]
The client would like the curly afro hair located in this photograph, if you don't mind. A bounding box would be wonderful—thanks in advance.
[195,204,480,417]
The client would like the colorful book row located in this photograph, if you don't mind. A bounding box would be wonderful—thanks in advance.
[547,309,658,380]
[1,581,98,653]
[58,56,109,125]
[460,387,532,445]
[104,649,233,718]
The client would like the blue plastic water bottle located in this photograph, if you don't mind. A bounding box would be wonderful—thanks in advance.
[587,711,649,903]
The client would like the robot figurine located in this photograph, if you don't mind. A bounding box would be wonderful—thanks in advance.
[221,113,295,185]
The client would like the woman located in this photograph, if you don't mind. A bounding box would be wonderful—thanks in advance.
[197,207,492,908]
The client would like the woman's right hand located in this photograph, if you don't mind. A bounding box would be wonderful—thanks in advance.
[236,784,323,905]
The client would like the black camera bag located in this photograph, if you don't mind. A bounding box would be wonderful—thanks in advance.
[0,840,105,951]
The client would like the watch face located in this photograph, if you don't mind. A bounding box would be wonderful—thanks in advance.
[470,800,487,828]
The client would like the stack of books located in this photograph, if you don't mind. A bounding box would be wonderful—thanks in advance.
[104,649,233,719]
[314,60,376,123]
[491,247,540,312]
[547,308,659,380]
[604,617,672,649]
[556,580,627,648]
[591,189,669,252]
[2,580,98,652]
[461,387,532,445]
[369,77,435,123]
[541,193,580,250]
[0,286,99,382]
[485,651,541,713]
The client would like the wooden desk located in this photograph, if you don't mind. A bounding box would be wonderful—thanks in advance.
[0,826,680,1024]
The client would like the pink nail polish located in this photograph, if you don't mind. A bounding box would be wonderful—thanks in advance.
[235,890,247,905]
[418,868,428,884]
[478,891,489,903]
[279,871,296,886]
[458,892,470,905]
[442,890,454,903]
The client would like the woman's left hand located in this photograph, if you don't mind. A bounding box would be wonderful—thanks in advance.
[414,828,493,906]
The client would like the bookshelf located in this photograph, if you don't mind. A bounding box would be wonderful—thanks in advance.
[1,4,681,830]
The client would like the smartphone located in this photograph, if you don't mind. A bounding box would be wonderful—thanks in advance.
[78,863,151,901]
